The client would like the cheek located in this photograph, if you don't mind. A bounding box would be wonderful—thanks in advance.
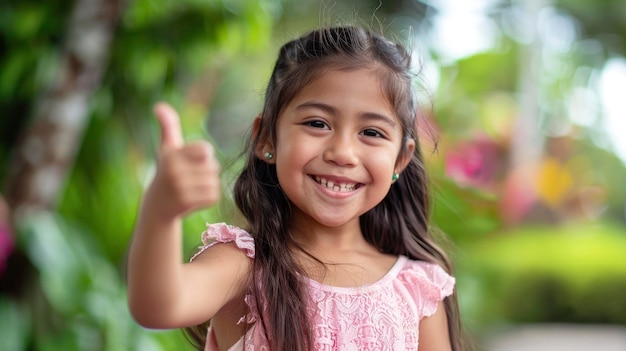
[365,159,394,184]
[275,142,309,181]
[368,147,401,170]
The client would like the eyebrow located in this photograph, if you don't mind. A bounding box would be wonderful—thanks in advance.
[294,101,398,129]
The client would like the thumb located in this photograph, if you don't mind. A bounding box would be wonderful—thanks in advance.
[154,102,184,150]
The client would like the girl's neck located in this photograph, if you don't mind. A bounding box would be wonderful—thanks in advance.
[289,218,368,257]
[288,217,399,287]
[290,237,398,288]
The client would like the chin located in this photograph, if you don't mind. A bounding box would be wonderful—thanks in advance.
[315,216,357,229]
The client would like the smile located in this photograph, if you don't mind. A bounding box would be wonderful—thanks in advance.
[312,176,361,192]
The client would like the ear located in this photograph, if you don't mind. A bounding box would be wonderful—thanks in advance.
[252,115,275,164]
[394,138,415,174]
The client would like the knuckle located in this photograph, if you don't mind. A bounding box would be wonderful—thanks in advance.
[186,141,214,160]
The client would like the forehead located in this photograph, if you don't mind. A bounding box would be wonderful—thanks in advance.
[285,66,397,118]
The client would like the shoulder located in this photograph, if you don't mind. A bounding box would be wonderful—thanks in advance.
[191,222,255,261]
[399,258,455,291]
[396,257,455,317]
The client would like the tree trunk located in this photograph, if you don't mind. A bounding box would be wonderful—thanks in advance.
[510,0,548,169]
[500,0,550,226]
[3,0,125,223]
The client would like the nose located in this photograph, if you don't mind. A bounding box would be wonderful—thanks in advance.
[322,132,359,167]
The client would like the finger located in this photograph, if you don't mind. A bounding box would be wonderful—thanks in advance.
[183,141,217,162]
[154,102,184,150]
[190,180,222,208]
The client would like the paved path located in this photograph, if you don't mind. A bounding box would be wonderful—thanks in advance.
[484,324,626,351]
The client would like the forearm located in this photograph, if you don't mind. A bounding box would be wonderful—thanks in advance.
[126,199,186,327]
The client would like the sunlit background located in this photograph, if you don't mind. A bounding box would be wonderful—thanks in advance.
[1,0,625,350]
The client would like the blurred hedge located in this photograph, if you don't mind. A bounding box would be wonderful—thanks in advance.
[458,221,626,329]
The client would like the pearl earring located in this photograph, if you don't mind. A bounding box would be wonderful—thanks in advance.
[264,151,273,160]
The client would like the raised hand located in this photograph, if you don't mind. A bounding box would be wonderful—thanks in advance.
[145,102,221,220]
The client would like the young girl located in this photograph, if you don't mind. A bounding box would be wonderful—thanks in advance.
[127,26,465,351]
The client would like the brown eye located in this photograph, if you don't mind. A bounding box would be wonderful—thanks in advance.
[305,120,329,129]
[362,129,383,138]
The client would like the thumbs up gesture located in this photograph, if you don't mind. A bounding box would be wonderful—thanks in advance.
[145,102,221,220]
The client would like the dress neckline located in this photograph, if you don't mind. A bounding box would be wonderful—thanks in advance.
[306,255,407,294]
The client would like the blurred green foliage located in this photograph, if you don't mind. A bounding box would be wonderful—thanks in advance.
[431,175,501,243]
[1,0,284,349]
[4,212,174,350]
[459,222,626,330]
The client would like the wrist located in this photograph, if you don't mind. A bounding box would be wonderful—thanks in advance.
[138,194,183,228]
[141,185,187,220]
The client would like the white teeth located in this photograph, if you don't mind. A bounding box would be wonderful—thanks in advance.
[314,176,357,192]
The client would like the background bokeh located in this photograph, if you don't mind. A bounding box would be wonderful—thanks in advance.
[1,0,625,350]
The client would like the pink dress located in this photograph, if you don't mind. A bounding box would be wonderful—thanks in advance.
[192,223,455,351]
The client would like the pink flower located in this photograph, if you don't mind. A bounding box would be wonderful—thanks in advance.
[0,224,14,276]
[445,136,502,188]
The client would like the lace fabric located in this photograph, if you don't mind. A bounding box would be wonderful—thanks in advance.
[193,223,455,351]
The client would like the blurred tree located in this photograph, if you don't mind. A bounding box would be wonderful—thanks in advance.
[555,0,626,56]
[430,0,626,230]
[4,0,125,219]
[0,0,288,349]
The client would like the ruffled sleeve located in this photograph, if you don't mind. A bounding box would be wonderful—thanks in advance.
[400,260,455,318]
[190,222,255,261]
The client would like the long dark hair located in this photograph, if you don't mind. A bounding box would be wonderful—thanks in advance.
[188,26,467,351]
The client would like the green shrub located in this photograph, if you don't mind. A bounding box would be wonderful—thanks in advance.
[458,221,626,329]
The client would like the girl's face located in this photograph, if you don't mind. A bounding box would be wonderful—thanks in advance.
[265,67,414,233]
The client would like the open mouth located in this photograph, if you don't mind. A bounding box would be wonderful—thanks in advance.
[312,175,361,192]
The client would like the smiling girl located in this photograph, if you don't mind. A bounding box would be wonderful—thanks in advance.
[127,25,466,351]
